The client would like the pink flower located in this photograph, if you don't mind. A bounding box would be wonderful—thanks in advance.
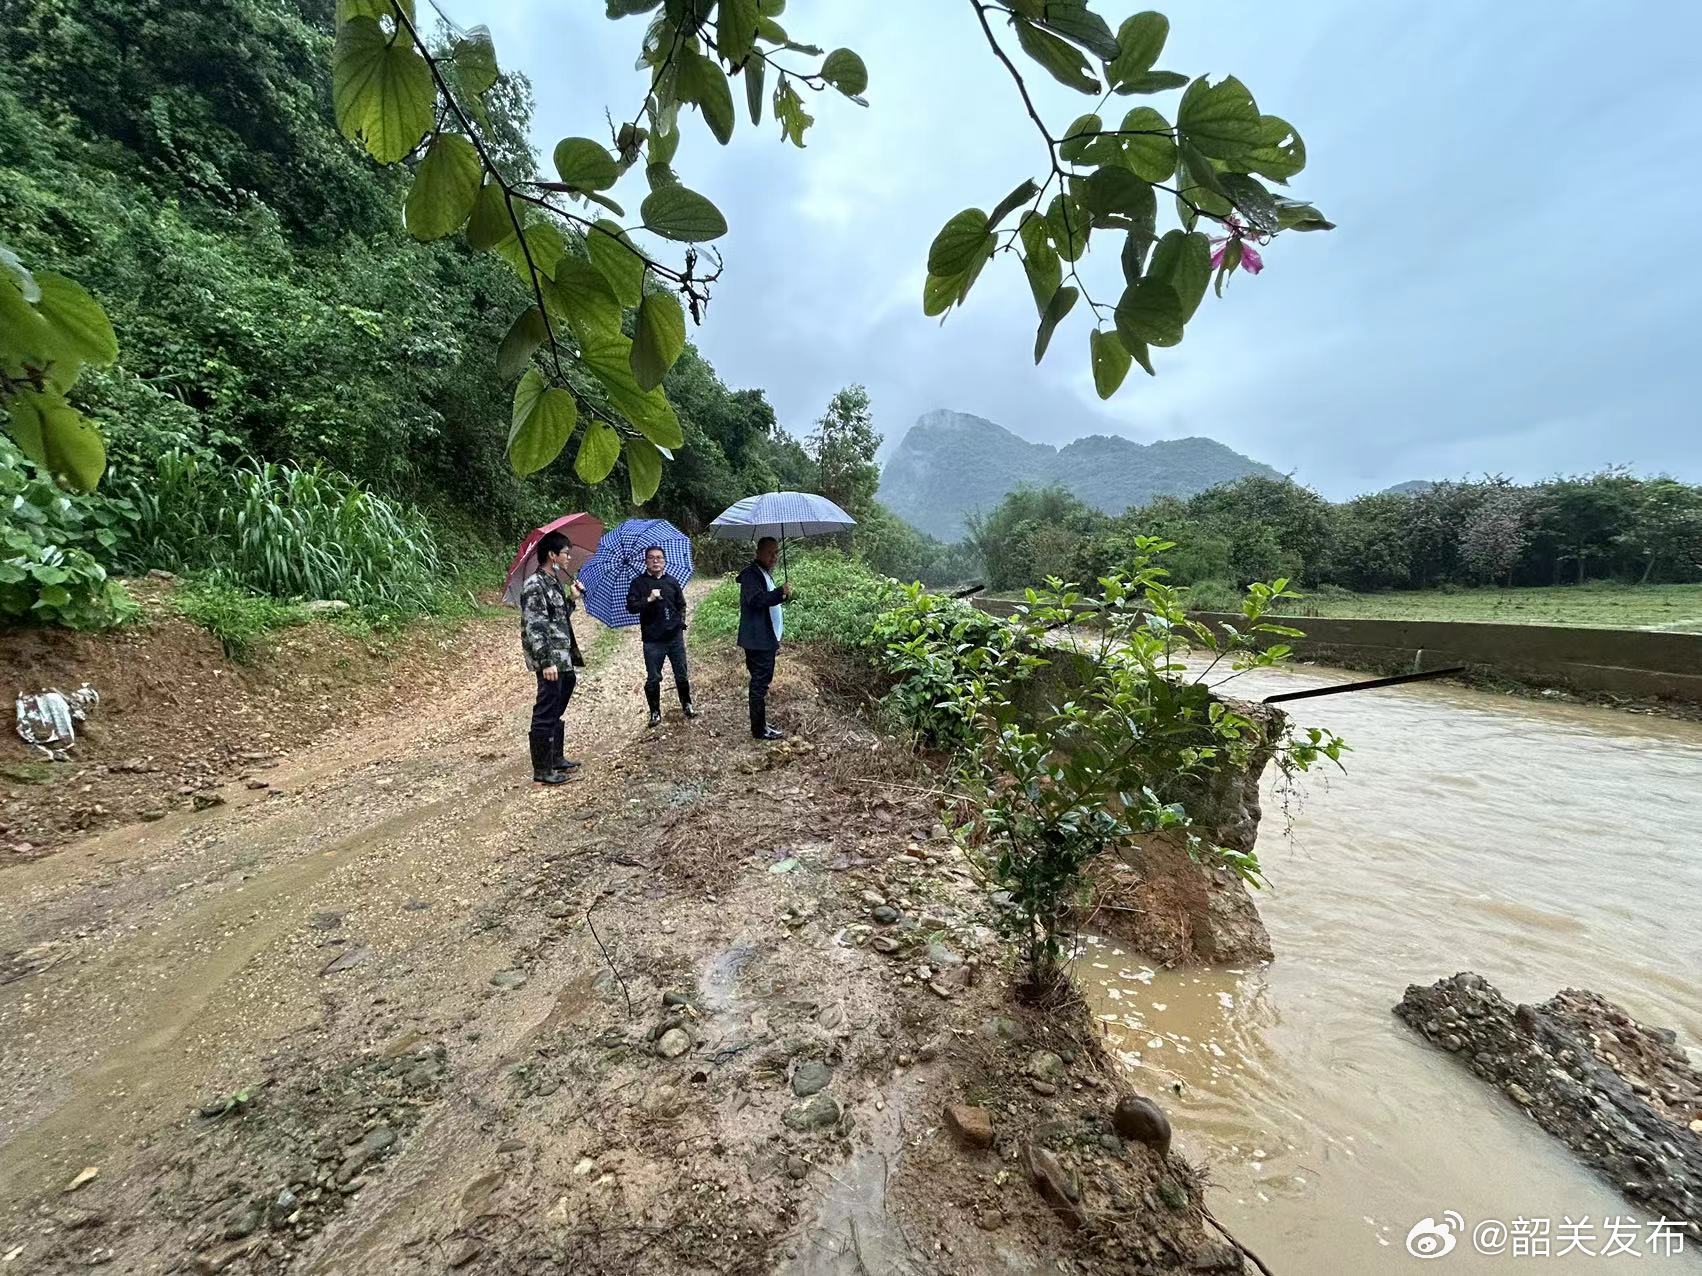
[1209,237,1264,275]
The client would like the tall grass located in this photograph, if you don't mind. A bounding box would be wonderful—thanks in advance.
[120,452,443,610]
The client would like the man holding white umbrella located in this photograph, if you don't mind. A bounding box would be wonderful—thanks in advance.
[736,536,793,740]
[710,491,856,742]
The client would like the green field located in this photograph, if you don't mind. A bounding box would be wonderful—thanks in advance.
[1270,583,1702,632]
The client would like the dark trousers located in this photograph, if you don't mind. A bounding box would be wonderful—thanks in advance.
[743,647,776,736]
[529,669,575,763]
[642,632,691,713]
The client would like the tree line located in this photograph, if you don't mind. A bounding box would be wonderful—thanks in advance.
[961,471,1702,596]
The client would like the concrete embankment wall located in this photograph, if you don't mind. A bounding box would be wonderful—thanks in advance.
[969,599,1702,704]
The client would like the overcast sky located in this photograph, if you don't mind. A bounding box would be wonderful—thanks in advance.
[453,1,1701,499]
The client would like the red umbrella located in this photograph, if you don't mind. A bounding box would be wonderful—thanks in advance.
[503,514,604,605]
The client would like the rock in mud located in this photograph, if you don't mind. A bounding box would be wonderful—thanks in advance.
[320,945,370,976]
[1396,972,1702,1230]
[307,911,343,932]
[1026,1050,1066,1082]
[785,1156,810,1181]
[781,1093,841,1133]
[871,905,901,925]
[871,936,901,955]
[1112,1095,1173,1156]
[945,1104,994,1149]
[1157,1176,1189,1210]
[656,1028,692,1059]
[489,969,527,990]
[1186,1239,1245,1271]
[1026,1145,1085,1228]
[977,1015,1028,1045]
[791,1061,833,1097]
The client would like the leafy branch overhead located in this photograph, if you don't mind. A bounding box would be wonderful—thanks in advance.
[933,3,1333,399]
[330,0,870,503]
[3,0,1332,500]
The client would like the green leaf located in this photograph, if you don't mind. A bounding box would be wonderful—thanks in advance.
[718,0,759,64]
[1244,114,1306,183]
[680,51,735,144]
[989,178,1039,229]
[1058,113,1103,164]
[549,257,624,342]
[508,373,578,476]
[640,185,728,242]
[4,389,105,491]
[1117,106,1176,182]
[820,48,868,97]
[1219,172,1279,235]
[332,17,435,164]
[1108,12,1167,87]
[606,0,661,14]
[649,120,681,165]
[552,137,619,191]
[745,54,766,125]
[927,209,993,276]
[575,420,622,483]
[774,78,813,147]
[1275,198,1335,232]
[1021,241,1061,315]
[0,244,40,303]
[1012,18,1099,95]
[631,291,687,390]
[1176,75,1261,161]
[336,0,416,23]
[1033,285,1078,364]
[1080,166,1153,222]
[1147,229,1211,322]
[1114,276,1183,349]
[626,438,664,504]
[1090,328,1131,399]
[466,179,518,254]
[1117,69,1189,95]
[404,133,482,240]
[582,334,684,448]
[1120,228,1149,284]
[922,272,961,318]
[497,307,548,382]
[1176,141,1233,217]
[1031,1,1119,60]
[1045,194,1089,262]
[586,219,646,305]
[34,273,117,368]
[452,27,499,96]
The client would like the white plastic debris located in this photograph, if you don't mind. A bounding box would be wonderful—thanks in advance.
[14,684,99,758]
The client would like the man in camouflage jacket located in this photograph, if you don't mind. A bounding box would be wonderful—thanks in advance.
[520,530,583,785]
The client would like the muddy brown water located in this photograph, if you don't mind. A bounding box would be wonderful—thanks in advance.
[1075,661,1702,1273]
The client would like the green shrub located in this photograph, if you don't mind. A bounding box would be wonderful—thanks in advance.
[691,551,900,649]
[0,436,138,629]
[170,579,308,660]
[871,584,1015,751]
[1181,577,1243,612]
[117,451,445,611]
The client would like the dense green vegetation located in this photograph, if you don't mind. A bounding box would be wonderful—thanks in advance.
[0,0,813,633]
[967,471,1702,608]
[691,552,900,650]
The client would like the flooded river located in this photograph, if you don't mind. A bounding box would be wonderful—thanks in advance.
[1075,662,1702,1273]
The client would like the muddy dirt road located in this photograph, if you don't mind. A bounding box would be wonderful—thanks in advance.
[0,619,1232,1275]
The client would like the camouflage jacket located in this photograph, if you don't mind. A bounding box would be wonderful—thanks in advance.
[519,570,577,673]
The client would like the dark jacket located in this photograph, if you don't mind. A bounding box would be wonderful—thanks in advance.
[736,561,786,652]
[625,571,687,642]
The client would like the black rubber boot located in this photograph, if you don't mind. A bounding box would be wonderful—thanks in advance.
[550,724,578,772]
[531,735,566,785]
[678,680,697,718]
[645,682,662,727]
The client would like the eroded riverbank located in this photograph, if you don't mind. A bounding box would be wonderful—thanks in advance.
[1076,658,1702,1272]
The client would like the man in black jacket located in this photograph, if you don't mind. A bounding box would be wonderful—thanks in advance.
[626,545,695,728]
[736,536,793,741]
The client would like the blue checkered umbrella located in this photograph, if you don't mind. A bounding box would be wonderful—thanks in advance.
[578,519,694,629]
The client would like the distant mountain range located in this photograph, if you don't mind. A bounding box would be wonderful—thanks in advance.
[1382,480,1434,496]
[876,409,1281,540]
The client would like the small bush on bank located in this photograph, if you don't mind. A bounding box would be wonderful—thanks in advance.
[171,579,309,660]
[691,551,899,649]
[0,437,139,630]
